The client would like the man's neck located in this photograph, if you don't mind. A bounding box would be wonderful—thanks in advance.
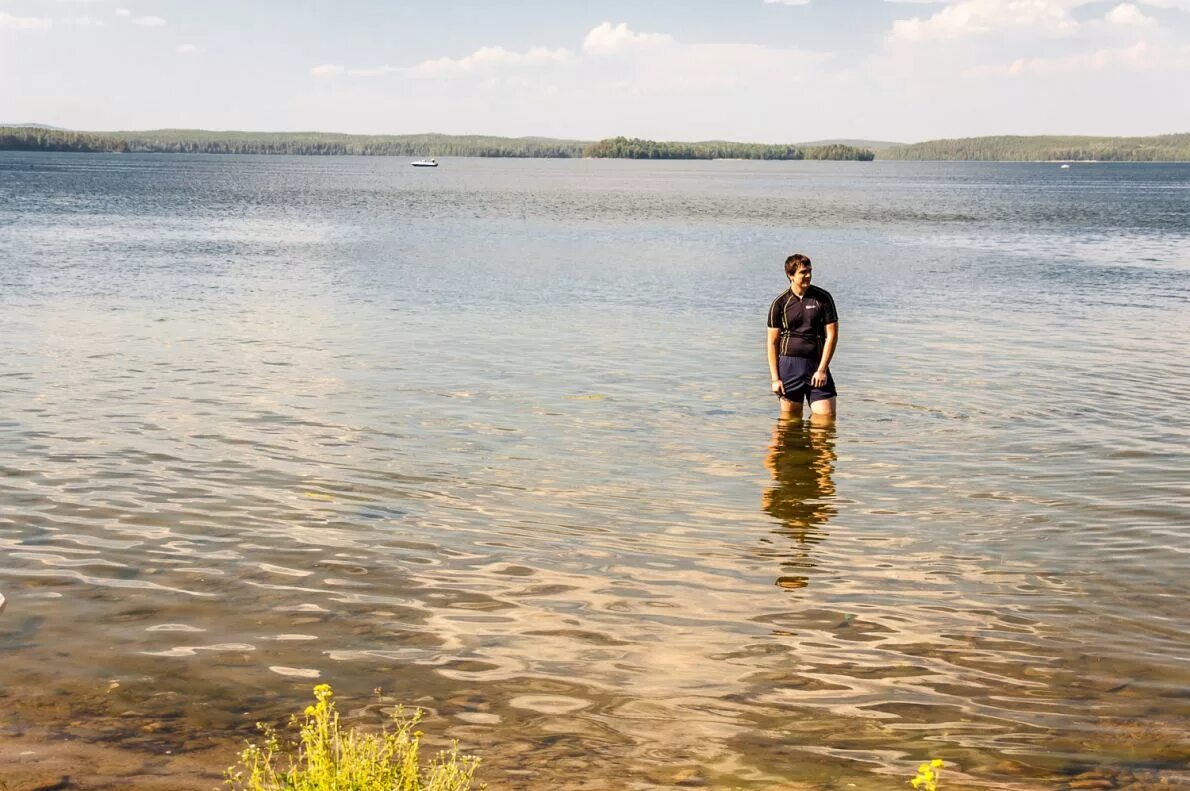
[790,284,807,297]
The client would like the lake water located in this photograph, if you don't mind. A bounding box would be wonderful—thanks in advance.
[1,153,1187,790]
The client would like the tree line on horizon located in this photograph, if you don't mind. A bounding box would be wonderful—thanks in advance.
[2,127,875,159]
[882,134,1190,162]
[580,136,874,161]
[0,127,131,153]
[0,127,588,157]
[3,126,1189,161]
[0,127,872,159]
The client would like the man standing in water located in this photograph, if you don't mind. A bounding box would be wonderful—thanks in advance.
[767,253,838,419]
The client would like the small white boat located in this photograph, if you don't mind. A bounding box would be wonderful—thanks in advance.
[1060,163,1071,169]
[412,158,438,168]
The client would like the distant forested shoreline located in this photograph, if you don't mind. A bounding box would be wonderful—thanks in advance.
[2,126,1188,161]
[882,134,1190,162]
[0,127,872,160]
[581,137,873,160]
[0,127,588,157]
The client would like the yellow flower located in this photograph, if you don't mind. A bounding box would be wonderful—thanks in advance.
[304,705,316,716]
[909,758,943,791]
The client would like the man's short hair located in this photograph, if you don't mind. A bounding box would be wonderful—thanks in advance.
[784,253,812,278]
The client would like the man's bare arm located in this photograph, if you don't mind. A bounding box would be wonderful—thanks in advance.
[767,327,783,395]
[811,322,838,388]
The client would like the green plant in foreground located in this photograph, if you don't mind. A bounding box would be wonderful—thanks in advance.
[910,758,944,791]
[226,684,481,791]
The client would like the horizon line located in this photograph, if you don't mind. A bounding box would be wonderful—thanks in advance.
[5,124,1190,146]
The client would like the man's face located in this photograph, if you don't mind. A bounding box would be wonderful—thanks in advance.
[790,265,812,291]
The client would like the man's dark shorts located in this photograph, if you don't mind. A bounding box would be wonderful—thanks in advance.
[777,354,837,405]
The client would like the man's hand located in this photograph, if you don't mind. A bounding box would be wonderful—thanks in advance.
[811,369,827,388]
[771,378,784,396]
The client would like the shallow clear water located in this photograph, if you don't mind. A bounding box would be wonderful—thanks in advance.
[1,153,1188,789]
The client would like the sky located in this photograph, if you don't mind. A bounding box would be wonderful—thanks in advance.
[1,0,1188,142]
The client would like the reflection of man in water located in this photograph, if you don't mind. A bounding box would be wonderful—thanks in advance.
[762,419,837,590]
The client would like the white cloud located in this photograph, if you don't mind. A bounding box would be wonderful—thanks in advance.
[177,43,205,54]
[889,0,1086,43]
[62,14,103,25]
[414,45,574,76]
[131,15,165,26]
[114,8,130,16]
[763,0,811,5]
[582,22,674,54]
[965,39,1179,75]
[625,39,833,94]
[0,11,53,29]
[310,64,346,77]
[310,62,403,78]
[406,23,828,101]
[346,65,401,77]
[1105,3,1156,24]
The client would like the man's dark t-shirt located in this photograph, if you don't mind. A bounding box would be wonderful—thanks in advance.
[767,285,839,359]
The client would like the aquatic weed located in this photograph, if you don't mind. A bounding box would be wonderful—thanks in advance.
[226,683,481,791]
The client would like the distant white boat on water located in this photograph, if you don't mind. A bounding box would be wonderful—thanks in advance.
[1060,163,1071,169]
[412,158,438,168]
